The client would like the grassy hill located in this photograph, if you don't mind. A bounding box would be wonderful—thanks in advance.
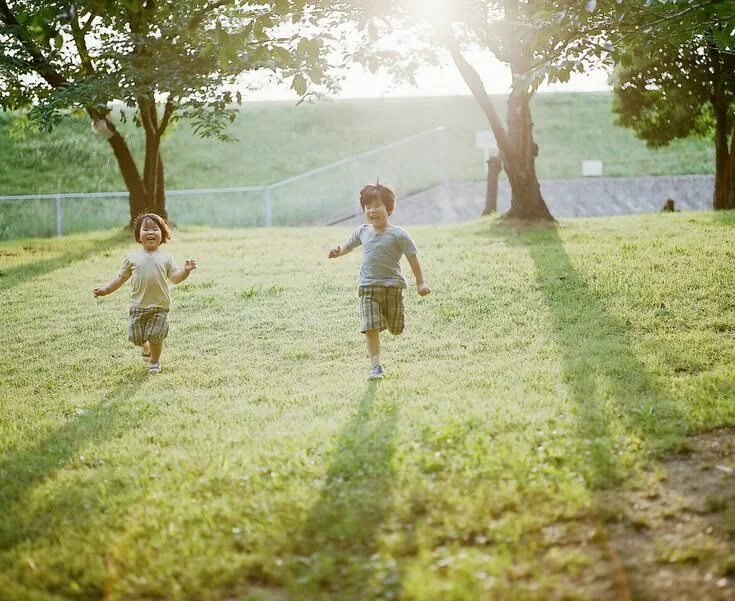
[0,93,715,196]
[1,213,734,600]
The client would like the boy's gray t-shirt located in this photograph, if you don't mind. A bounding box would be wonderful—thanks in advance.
[342,224,418,288]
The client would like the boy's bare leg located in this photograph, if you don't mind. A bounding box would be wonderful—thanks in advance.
[142,341,151,357]
[149,342,163,365]
[365,329,381,366]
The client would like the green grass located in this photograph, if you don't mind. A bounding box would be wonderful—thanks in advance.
[0,93,714,197]
[2,213,734,600]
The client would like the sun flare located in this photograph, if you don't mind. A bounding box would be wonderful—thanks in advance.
[412,0,453,26]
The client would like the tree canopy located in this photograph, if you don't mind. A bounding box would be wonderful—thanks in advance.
[345,0,587,219]
[0,0,337,221]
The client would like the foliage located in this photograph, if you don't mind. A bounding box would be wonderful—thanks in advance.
[342,0,577,219]
[611,40,734,148]
[0,0,343,221]
[0,0,336,137]
[548,0,735,75]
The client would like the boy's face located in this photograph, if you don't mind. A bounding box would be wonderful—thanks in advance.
[363,198,390,227]
[139,217,162,251]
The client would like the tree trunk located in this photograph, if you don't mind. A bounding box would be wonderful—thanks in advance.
[103,127,147,225]
[153,151,168,220]
[139,96,168,222]
[483,156,502,215]
[142,138,167,217]
[712,99,731,210]
[502,86,554,220]
[447,37,553,221]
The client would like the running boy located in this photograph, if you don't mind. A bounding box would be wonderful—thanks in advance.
[94,213,196,374]
[328,184,430,380]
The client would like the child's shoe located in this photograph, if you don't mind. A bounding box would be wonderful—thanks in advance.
[368,364,385,380]
[148,363,161,375]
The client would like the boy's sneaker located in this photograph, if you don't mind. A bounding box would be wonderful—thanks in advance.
[368,365,385,380]
[148,363,161,375]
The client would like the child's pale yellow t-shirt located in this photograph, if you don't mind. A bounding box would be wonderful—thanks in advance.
[118,250,178,310]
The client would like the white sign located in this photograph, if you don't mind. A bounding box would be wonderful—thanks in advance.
[475,130,498,153]
[582,160,603,177]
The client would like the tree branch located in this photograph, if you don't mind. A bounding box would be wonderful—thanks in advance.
[158,97,175,138]
[70,6,96,76]
[137,94,157,137]
[187,0,231,31]
[446,33,515,159]
[0,0,65,88]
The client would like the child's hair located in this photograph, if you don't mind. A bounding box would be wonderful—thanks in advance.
[359,184,395,214]
[133,213,172,244]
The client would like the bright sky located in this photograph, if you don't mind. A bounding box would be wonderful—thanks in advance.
[243,51,612,101]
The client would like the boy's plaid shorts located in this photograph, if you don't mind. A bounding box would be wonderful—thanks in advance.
[128,307,170,345]
[358,286,405,335]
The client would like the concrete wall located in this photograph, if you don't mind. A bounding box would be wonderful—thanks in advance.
[336,175,715,226]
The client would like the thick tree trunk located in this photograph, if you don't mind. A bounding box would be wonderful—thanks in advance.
[142,138,167,218]
[97,122,147,225]
[712,101,731,210]
[502,84,553,220]
[447,37,554,221]
[91,114,148,226]
[2,1,162,228]
[139,96,168,221]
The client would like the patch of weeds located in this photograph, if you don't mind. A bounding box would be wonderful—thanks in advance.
[704,494,731,513]
[718,555,735,577]
[283,349,313,361]
[543,546,594,574]
[238,285,285,299]
[654,541,716,565]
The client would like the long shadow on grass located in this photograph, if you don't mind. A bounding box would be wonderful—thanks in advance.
[287,382,399,600]
[0,371,145,551]
[0,229,129,293]
[491,221,688,484]
[488,221,697,597]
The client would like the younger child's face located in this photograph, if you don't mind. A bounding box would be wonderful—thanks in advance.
[363,198,390,227]
[139,218,162,250]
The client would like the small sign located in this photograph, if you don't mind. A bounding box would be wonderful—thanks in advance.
[475,130,498,153]
[582,160,603,177]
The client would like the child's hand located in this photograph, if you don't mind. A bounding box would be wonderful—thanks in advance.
[328,247,340,259]
[183,260,197,273]
[93,286,108,297]
[417,283,431,296]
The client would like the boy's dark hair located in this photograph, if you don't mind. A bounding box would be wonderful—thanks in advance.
[359,184,395,214]
[133,213,172,244]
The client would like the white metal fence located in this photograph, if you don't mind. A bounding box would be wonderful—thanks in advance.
[0,127,448,240]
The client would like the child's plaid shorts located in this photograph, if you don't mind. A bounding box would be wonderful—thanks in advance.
[358,286,405,334]
[128,306,169,345]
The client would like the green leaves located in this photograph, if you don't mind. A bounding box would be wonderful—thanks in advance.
[1,0,338,140]
[292,74,307,96]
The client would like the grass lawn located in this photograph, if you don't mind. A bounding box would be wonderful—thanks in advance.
[1,212,734,600]
[0,93,714,197]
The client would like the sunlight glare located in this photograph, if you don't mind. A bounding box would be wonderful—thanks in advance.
[412,0,453,27]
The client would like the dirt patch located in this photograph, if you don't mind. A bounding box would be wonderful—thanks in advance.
[600,428,735,601]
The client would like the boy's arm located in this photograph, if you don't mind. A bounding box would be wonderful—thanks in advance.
[170,260,197,284]
[328,229,361,258]
[94,273,130,297]
[407,254,430,296]
[328,243,353,258]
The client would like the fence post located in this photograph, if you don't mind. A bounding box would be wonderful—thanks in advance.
[263,187,272,227]
[55,194,63,237]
